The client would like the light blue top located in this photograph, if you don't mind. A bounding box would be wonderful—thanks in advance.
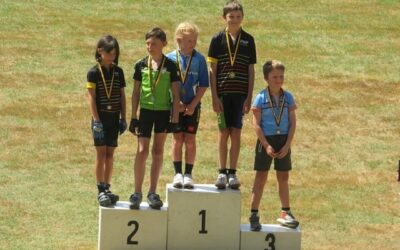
[166,49,209,105]
[252,88,296,136]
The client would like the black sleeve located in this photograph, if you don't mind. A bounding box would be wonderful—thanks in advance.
[133,60,143,82]
[118,68,126,88]
[249,36,257,64]
[168,60,180,82]
[87,68,97,83]
[207,33,220,60]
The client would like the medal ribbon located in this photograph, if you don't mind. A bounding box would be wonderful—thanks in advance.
[176,50,193,85]
[97,62,115,100]
[148,55,166,95]
[267,87,286,127]
[225,29,242,67]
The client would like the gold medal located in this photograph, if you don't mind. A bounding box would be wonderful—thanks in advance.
[228,72,235,79]
[267,87,286,135]
[276,128,281,134]
[225,29,242,74]
[176,50,193,86]
[107,105,112,110]
[97,63,115,111]
[148,55,166,98]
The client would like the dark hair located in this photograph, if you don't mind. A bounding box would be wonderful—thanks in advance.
[263,60,285,78]
[223,0,244,17]
[145,27,167,42]
[95,35,120,65]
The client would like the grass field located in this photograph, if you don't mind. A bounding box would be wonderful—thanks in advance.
[1,0,399,249]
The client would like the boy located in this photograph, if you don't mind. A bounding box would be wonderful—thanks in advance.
[166,22,209,189]
[207,0,256,189]
[249,60,299,231]
[129,27,180,209]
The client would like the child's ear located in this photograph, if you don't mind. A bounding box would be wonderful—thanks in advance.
[162,41,168,47]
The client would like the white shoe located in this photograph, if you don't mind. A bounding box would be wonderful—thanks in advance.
[173,173,183,188]
[183,174,194,189]
[215,173,227,189]
[277,211,299,229]
[228,173,241,189]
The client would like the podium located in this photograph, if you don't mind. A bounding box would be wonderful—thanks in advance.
[240,224,301,250]
[98,184,301,250]
[98,202,168,250]
[166,184,241,250]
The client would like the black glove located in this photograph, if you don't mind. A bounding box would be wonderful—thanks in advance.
[92,121,104,140]
[119,118,127,135]
[167,122,180,133]
[129,118,140,135]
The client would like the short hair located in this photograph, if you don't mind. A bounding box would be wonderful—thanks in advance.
[263,60,285,78]
[223,0,244,17]
[175,22,199,40]
[95,35,120,65]
[145,27,167,43]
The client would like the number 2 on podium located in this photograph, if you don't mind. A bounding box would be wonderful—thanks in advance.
[198,210,208,234]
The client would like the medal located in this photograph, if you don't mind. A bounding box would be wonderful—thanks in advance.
[228,72,235,79]
[97,63,115,111]
[148,55,166,99]
[176,50,193,86]
[225,29,242,74]
[267,87,286,135]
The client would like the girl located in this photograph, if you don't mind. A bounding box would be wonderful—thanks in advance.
[86,35,127,206]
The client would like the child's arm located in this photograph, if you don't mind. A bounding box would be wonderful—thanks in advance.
[131,80,141,119]
[87,89,100,122]
[243,64,255,114]
[120,88,126,119]
[253,109,277,158]
[184,87,207,116]
[171,81,180,123]
[277,109,296,159]
[209,63,223,113]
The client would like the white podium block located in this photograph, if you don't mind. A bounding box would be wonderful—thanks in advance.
[98,201,168,250]
[166,184,241,250]
[240,224,301,250]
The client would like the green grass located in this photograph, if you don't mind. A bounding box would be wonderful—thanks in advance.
[1,0,399,249]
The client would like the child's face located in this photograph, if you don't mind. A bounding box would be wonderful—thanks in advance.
[146,37,166,57]
[177,33,197,55]
[266,69,285,89]
[224,10,243,30]
[98,48,116,66]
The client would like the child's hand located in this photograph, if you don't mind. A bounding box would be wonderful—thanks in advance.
[276,144,290,159]
[92,121,104,140]
[265,145,277,158]
[166,122,180,133]
[242,97,251,114]
[179,101,186,113]
[184,103,195,116]
[119,118,127,135]
[129,118,140,135]
[212,98,223,113]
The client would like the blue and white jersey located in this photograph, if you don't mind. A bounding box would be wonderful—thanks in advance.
[252,88,297,136]
[166,49,209,105]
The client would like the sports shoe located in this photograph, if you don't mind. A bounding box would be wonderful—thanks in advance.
[249,213,262,231]
[173,173,184,188]
[215,173,228,189]
[228,173,241,189]
[183,174,194,189]
[277,210,299,229]
[147,192,163,209]
[129,192,142,210]
[98,192,111,207]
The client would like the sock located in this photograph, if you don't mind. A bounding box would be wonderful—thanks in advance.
[184,164,193,175]
[97,183,105,193]
[227,169,237,175]
[173,161,182,174]
[251,209,259,216]
[104,183,110,192]
[282,207,290,212]
[219,168,227,175]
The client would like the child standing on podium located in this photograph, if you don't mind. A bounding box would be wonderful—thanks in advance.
[249,60,299,230]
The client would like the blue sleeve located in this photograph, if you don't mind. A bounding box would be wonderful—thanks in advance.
[252,93,263,108]
[198,55,209,87]
[286,92,296,108]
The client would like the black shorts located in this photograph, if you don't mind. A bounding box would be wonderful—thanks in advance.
[174,106,201,134]
[93,112,120,147]
[254,134,292,171]
[218,94,246,129]
[138,108,170,138]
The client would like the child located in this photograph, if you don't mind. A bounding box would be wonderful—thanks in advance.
[249,60,299,231]
[166,22,209,189]
[207,0,256,189]
[129,27,180,209]
[86,35,127,207]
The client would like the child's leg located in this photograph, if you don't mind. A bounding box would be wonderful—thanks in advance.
[172,132,184,170]
[104,146,116,184]
[134,137,150,193]
[250,171,269,210]
[149,132,168,193]
[276,171,290,208]
[229,128,241,170]
[184,133,196,165]
[95,146,107,183]
[218,128,230,169]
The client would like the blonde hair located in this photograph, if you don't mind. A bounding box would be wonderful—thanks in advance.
[175,22,199,40]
